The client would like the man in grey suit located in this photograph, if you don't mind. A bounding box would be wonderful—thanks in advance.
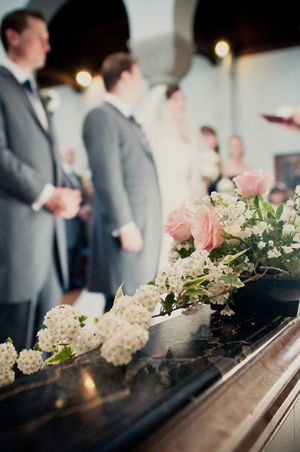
[0,9,81,349]
[83,53,161,312]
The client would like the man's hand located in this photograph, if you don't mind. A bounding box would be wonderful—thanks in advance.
[44,187,81,219]
[118,223,143,253]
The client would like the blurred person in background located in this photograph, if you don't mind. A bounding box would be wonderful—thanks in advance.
[222,134,251,179]
[140,84,205,268]
[199,125,221,194]
[61,149,92,290]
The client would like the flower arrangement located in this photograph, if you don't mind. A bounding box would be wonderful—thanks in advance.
[1,170,300,388]
[157,169,300,317]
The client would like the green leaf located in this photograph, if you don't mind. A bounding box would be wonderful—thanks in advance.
[114,283,124,303]
[177,248,193,259]
[147,280,155,285]
[276,204,284,220]
[183,275,208,287]
[34,343,41,351]
[5,337,13,344]
[184,287,210,297]
[221,248,249,265]
[220,274,244,288]
[42,346,73,367]
[260,197,273,213]
[79,315,88,327]
[163,293,175,315]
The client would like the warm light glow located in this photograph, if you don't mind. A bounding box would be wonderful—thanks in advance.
[54,398,64,409]
[82,370,97,397]
[76,70,92,87]
[214,40,230,58]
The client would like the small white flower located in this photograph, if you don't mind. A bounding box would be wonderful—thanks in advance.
[97,314,132,342]
[291,243,300,249]
[72,328,102,356]
[51,317,81,343]
[0,367,15,387]
[112,302,151,329]
[258,241,266,250]
[243,227,252,238]
[133,285,161,312]
[44,304,80,331]
[101,325,149,366]
[267,248,281,259]
[282,246,293,254]
[283,224,295,235]
[252,222,268,236]
[37,328,57,352]
[220,305,235,316]
[17,350,43,375]
[0,342,17,368]
[268,240,274,247]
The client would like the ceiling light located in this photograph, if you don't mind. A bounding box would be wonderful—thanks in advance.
[76,70,92,87]
[214,40,230,58]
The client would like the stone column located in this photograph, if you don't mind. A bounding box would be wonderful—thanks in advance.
[124,0,198,85]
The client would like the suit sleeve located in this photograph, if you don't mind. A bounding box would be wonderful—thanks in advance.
[0,99,48,205]
[83,108,133,232]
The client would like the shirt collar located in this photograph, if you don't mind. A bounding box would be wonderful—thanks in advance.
[104,93,132,118]
[0,56,35,86]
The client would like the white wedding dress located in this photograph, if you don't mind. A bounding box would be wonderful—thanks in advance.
[138,85,205,269]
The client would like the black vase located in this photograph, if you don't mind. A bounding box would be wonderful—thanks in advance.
[231,277,300,317]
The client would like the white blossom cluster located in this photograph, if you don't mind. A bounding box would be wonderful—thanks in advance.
[17,349,43,375]
[212,193,249,234]
[95,285,160,366]
[39,304,104,357]
[0,342,17,387]
[43,304,82,344]
[71,327,102,356]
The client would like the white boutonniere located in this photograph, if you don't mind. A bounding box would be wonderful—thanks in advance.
[40,88,61,114]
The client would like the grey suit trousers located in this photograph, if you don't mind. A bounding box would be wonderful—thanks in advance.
[0,246,61,350]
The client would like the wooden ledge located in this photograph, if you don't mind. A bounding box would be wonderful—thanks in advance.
[136,318,300,452]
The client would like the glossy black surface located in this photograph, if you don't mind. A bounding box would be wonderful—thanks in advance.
[0,306,293,452]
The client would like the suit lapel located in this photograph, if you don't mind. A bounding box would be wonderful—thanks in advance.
[0,66,63,185]
[104,102,154,162]
[0,66,52,141]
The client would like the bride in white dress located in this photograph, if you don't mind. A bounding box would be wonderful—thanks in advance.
[139,84,205,268]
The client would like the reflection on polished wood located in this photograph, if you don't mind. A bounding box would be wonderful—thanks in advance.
[136,318,300,452]
[0,306,299,451]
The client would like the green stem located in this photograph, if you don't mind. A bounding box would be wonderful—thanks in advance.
[258,266,289,275]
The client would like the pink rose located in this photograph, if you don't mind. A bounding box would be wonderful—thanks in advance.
[190,206,223,252]
[163,205,191,241]
[233,170,273,196]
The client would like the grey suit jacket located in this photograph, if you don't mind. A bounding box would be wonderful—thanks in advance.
[0,66,67,303]
[83,102,161,296]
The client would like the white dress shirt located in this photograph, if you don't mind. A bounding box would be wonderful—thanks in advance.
[103,92,132,118]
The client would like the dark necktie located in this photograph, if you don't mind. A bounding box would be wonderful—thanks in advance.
[23,79,34,94]
[22,79,49,129]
